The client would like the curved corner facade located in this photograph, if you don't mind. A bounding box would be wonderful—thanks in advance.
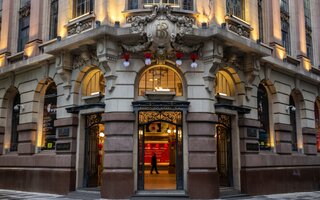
[0,0,320,199]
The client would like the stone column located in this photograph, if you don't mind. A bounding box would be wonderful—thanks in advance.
[187,113,219,199]
[0,0,14,66]
[275,123,292,154]
[267,0,286,60]
[17,123,37,155]
[24,0,43,58]
[101,112,135,199]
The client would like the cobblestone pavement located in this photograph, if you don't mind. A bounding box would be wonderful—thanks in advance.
[1,189,320,200]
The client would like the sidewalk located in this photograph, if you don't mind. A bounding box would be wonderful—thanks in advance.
[1,189,320,200]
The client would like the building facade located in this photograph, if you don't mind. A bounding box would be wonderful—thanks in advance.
[0,0,320,199]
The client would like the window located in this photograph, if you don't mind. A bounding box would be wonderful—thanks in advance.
[257,84,270,150]
[139,66,183,96]
[10,94,20,152]
[304,0,313,63]
[258,0,263,42]
[17,0,30,52]
[289,95,297,151]
[143,0,179,7]
[226,0,244,19]
[183,0,193,10]
[215,71,234,97]
[280,0,291,55]
[315,101,320,152]
[128,0,138,10]
[49,0,58,40]
[74,0,93,18]
[42,83,57,150]
[82,70,105,96]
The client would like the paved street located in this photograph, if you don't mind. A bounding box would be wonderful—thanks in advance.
[1,189,320,200]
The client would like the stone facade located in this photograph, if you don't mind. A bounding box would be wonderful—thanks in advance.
[0,0,319,199]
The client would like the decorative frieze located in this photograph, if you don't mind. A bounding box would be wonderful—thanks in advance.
[67,13,95,36]
[224,15,253,38]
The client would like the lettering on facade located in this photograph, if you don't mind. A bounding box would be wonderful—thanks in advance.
[58,128,70,137]
[156,22,168,39]
[247,128,257,138]
[246,143,259,151]
[56,143,71,151]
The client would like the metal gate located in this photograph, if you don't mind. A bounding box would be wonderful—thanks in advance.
[84,113,102,188]
[216,114,233,187]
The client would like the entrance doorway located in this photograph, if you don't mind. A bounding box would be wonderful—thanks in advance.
[83,113,105,188]
[216,114,233,187]
[137,111,183,190]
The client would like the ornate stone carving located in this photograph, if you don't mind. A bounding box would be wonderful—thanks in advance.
[72,51,99,69]
[244,55,261,101]
[19,1,31,17]
[124,4,198,58]
[68,20,93,36]
[55,52,72,100]
[127,5,194,36]
[121,33,153,53]
[225,15,253,38]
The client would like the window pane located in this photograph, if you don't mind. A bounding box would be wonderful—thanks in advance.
[49,0,58,39]
[226,0,243,19]
[257,84,270,150]
[138,66,182,96]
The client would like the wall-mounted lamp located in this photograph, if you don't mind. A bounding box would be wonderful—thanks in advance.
[201,22,208,29]
[99,132,105,138]
[114,21,120,28]
[56,36,61,41]
[286,105,296,113]
[14,104,24,111]
[95,20,101,28]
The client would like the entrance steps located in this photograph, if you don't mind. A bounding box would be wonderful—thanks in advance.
[132,190,189,199]
[219,187,249,199]
[65,188,101,199]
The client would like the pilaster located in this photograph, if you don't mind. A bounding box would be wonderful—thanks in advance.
[101,112,135,199]
[187,113,219,199]
[17,123,37,155]
[54,117,78,155]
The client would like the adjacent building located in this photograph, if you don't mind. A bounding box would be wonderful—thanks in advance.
[0,0,320,199]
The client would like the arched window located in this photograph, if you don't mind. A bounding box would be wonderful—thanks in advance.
[226,0,244,19]
[10,94,20,152]
[315,101,320,152]
[82,70,105,96]
[289,95,297,151]
[42,83,57,150]
[257,84,270,150]
[215,71,234,97]
[139,66,183,96]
